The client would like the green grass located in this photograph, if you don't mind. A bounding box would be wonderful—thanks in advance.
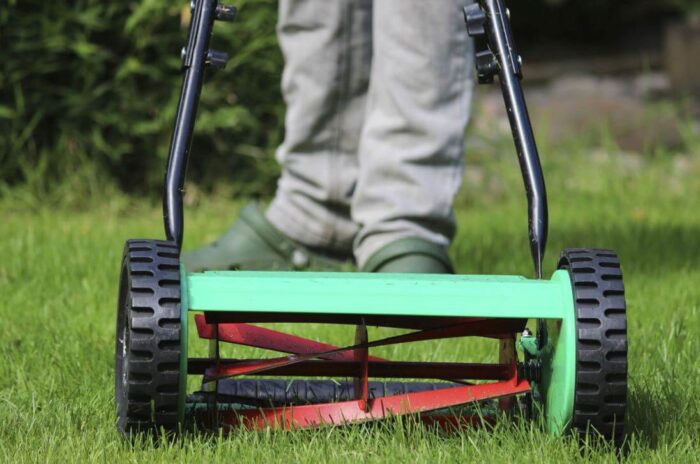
[1,148,699,463]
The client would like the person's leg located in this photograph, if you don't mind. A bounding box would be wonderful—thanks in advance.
[183,0,372,271]
[266,0,373,257]
[352,0,475,272]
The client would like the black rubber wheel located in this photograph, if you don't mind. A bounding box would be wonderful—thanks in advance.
[115,239,183,436]
[558,249,627,444]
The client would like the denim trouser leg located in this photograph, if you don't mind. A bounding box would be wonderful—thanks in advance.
[266,0,474,266]
[266,0,371,256]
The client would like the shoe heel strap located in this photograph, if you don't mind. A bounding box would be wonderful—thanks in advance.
[361,237,454,273]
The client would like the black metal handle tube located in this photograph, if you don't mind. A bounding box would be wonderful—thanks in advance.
[484,0,549,278]
[163,0,218,248]
[502,76,548,278]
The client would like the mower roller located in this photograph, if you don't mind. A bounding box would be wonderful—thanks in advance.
[115,0,628,444]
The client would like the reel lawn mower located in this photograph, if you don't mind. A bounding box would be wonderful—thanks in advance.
[115,0,628,445]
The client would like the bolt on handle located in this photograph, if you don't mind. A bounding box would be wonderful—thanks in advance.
[215,4,237,22]
[191,0,237,22]
[206,49,230,69]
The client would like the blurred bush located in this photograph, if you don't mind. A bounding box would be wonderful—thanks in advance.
[0,0,693,199]
[0,0,283,196]
[669,0,700,15]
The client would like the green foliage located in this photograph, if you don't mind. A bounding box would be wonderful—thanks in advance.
[666,0,700,15]
[0,0,693,199]
[0,0,283,195]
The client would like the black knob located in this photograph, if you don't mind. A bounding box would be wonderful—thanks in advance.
[475,50,499,84]
[215,4,237,22]
[206,49,229,69]
[463,4,486,37]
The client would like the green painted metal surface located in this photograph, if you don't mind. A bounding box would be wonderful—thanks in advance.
[536,269,576,435]
[185,270,572,319]
[178,264,189,425]
[519,333,538,356]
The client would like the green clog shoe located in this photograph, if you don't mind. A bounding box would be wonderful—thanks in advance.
[361,237,454,274]
[181,203,353,272]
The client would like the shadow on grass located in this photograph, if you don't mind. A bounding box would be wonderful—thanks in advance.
[624,380,695,452]
[454,221,700,276]
[555,222,700,274]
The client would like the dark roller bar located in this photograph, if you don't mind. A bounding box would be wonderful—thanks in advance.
[211,379,462,406]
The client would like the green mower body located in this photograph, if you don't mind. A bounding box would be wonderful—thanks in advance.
[114,0,628,447]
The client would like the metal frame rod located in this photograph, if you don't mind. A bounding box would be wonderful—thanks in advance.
[194,315,386,362]
[163,0,218,248]
[189,359,513,380]
[186,270,573,320]
[467,0,549,277]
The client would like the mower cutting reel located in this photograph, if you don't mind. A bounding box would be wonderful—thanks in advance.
[114,0,628,446]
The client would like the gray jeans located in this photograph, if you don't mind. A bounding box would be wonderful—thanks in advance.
[266,0,475,268]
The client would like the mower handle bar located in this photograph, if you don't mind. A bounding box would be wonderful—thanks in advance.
[163,0,548,278]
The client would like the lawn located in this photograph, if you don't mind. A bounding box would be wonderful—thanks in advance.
[1,148,699,463]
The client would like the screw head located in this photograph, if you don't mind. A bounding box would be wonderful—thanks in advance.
[291,250,310,269]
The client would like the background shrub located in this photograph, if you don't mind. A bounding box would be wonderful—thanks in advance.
[0,0,687,198]
[0,0,283,196]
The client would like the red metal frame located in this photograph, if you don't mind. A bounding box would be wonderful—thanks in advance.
[210,378,529,430]
[190,359,513,380]
[204,312,527,333]
[195,315,385,362]
[353,322,370,411]
[192,315,530,430]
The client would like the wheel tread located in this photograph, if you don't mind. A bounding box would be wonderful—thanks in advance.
[559,248,627,443]
[115,239,182,437]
